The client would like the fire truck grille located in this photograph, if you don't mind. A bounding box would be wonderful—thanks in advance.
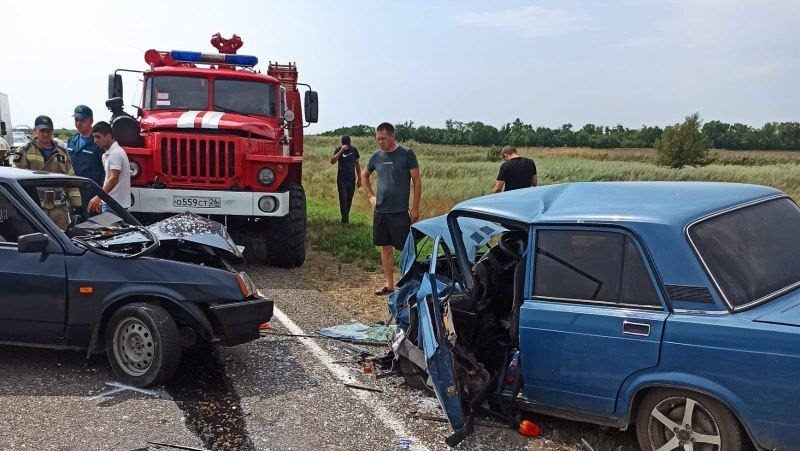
[160,137,236,182]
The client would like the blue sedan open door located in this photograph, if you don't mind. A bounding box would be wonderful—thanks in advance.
[415,237,466,432]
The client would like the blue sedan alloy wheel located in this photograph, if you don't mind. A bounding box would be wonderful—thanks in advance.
[637,389,745,451]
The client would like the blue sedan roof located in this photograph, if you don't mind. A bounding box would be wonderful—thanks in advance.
[451,182,783,227]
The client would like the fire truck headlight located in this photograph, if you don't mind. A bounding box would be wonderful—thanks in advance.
[258,168,275,185]
[258,196,278,213]
[129,161,141,178]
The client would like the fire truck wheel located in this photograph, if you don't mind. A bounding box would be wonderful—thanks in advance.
[263,183,307,268]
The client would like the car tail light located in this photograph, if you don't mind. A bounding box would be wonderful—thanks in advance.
[236,271,257,298]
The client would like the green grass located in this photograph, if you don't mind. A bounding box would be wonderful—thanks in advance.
[302,136,800,270]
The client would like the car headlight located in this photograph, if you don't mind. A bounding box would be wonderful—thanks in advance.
[258,168,275,185]
[236,271,257,298]
[129,160,140,178]
[258,195,278,213]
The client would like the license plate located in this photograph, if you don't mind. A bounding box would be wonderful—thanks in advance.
[172,196,222,209]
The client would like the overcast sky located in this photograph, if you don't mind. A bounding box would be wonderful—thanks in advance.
[1,0,798,132]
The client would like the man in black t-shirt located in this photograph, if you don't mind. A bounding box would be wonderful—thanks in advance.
[491,145,538,193]
[330,135,361,223]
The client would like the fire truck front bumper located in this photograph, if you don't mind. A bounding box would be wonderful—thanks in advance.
[128,187,290,217]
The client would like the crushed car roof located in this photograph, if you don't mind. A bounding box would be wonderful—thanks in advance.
[451,181,783,227]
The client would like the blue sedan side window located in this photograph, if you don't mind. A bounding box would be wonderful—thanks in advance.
[533,230,660,307]
[0,189,36,243]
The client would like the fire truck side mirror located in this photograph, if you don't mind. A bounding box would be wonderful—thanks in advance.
[0,121,6,137]
[304,91,319,123]
[108,74,123,100]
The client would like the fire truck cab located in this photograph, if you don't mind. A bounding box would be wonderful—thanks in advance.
[105,35,317,267]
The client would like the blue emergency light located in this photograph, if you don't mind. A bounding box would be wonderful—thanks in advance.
[169,50,258,67]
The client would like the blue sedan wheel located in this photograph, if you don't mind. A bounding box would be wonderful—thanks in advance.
[636,389,745,451]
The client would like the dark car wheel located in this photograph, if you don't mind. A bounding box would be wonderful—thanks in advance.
[105,303,181,387]
[636,389,745,451]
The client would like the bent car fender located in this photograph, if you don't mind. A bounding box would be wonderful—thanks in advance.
[86,290,214,356]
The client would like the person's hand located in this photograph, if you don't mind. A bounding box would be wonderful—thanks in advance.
[369,195,377,207]
[410,208,420,224]
[88,196,102,214]
[340,145,349,152]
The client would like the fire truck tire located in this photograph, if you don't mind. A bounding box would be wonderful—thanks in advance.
[263,183,306,268]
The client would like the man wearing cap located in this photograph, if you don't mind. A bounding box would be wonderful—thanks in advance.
[67,105,105,187]
[14,115,81,229]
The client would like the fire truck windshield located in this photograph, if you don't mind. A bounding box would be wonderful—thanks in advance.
[145,76,209,110]
[214,79,277,117]
[144,75,277,118]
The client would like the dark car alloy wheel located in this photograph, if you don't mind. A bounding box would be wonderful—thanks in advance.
[637,389,744,451]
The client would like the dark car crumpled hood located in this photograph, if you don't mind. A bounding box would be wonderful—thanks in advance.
[103,212,245,263]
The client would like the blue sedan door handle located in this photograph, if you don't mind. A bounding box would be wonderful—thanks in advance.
[622,321,651,337]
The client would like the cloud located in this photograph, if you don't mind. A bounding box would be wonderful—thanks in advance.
[453,5,589,38]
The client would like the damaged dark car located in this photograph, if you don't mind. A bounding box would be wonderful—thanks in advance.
[389,182,800,451]
[0,167,272,387]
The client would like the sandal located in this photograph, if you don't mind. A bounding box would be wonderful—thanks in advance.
[374,286,395,296]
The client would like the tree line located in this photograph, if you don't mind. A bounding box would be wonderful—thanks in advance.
[321,119,800,151]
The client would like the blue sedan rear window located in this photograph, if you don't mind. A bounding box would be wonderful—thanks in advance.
[689,197,800,308]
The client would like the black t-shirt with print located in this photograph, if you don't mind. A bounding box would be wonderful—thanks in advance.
[497,156,537,191]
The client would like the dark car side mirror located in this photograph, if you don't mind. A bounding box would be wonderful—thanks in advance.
[304,91,318,123]
[18,233,51,254]
[108,73,123,100]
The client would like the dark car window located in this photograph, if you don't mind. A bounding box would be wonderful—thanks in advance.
[0,188,37,243]
[689,197,800,308]
[534,230,661,307]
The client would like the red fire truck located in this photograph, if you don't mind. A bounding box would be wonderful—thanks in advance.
[105,34,317,267]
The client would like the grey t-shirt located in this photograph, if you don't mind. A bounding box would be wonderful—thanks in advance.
[367,146,419,214]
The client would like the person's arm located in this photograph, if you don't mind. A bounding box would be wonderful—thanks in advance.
[492,163,507,193]
[355,160,362,188]
[330,145,346,164]
[362,166,376,207]
[531,174,538,187]
[410,167,422,223]
[491,180,505,193]
[88,169,120,213]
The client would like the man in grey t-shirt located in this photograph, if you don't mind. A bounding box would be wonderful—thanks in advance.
[362,122,423,295]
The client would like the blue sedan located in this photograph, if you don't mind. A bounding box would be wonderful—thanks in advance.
[388,182,799,450]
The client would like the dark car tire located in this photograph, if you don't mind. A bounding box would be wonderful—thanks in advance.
[105,303,181,387]
[636,388,745,451]
[262,183,306,268]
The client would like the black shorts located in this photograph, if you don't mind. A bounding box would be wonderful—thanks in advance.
[373,211,411,250]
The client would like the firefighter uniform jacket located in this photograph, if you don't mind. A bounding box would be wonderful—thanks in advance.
[13,140,82,229]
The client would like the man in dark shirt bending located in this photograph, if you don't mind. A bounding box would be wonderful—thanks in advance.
[491,145,538,193]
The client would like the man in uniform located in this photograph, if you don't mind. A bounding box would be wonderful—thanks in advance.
[67,105,105,187]
[14,115,82,229]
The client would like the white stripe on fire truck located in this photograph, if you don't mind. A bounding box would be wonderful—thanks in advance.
[201,111,225,129]
[177,111,201,128]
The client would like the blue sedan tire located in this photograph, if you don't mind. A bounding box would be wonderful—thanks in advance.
[636,389,745,451]
[105,303,181,387]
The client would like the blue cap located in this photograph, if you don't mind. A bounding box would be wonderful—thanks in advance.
[72,105,93,120]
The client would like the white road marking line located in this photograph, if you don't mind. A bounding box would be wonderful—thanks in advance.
[271,306,431,451]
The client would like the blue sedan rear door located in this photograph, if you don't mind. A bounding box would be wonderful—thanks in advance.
[519,227,668,414]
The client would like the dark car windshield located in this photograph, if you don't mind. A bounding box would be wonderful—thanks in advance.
[18,179,137,231]
[213,79,276,117]
[145,75,209,110]
[689,197,800,308]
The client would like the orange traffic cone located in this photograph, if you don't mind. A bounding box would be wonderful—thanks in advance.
[518,420,541,437]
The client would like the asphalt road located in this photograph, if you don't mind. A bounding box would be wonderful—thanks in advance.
[0,264,638,451]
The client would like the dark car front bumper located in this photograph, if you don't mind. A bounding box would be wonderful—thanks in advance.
[208,298,273,346]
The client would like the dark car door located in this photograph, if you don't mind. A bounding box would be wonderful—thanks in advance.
[0,186,67,341]
[519,227,668,414]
